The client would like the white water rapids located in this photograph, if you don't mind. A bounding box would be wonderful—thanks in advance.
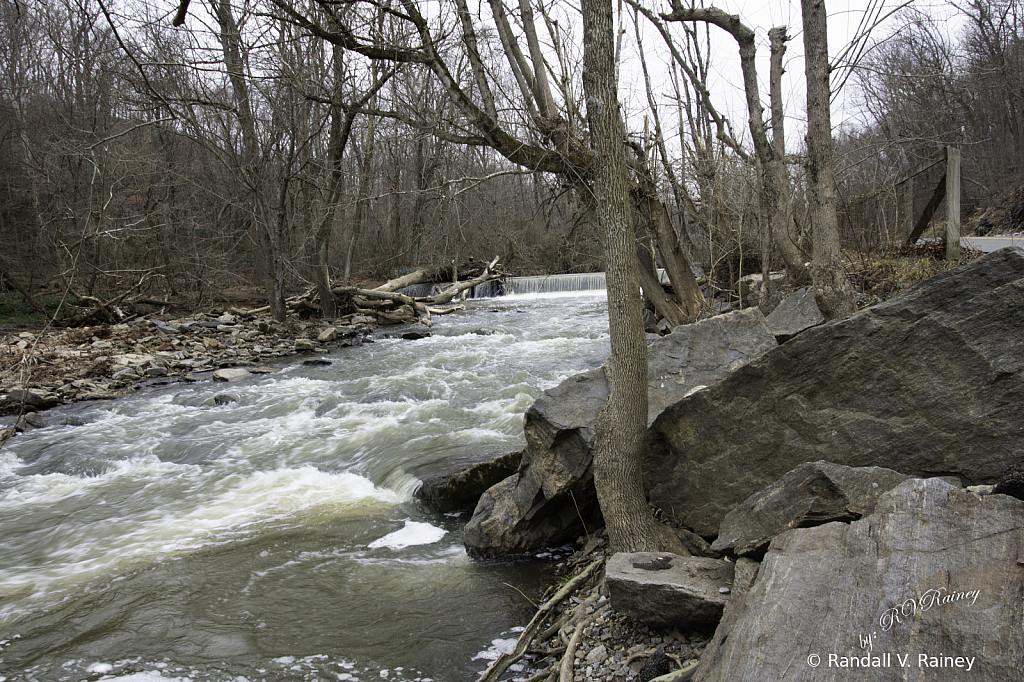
[0,291,611,682]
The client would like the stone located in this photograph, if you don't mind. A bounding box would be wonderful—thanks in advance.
[647,247,1024,537]
[993,459,1024,500]
[605,553,734,627]
[635,650,672,682]
[692,478,1024,682]
[318,327,339,343]
[463,309,776,556]
[8,388,59,408]
[212,368,252,382]
[294,338,316,351]
[416,451,523,515]
[735,271,785,304]
[764,287,825,341]
[585,645,608,665]
[711,461,909,557]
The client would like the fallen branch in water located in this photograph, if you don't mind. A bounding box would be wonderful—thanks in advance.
[474,557,604,682]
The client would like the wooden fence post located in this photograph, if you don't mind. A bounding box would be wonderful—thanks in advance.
[945,147,961,260]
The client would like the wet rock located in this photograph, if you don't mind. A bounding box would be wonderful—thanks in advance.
[212,394,236,405]
[764,287,825,341]
[648,247,1024,537]
[213,368,252,382]
[711,461,909,557]
[318,327,339,343]
[294,338,316,351]
[606,553,734,627]
[416,451,523,514]
[401,331,431,340]
[693,478,1024,682]
[303,358,332,366]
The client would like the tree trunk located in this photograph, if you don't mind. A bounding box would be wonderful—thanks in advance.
[581,0,685,555]
[767,27,809,285]
[801,0,857,320]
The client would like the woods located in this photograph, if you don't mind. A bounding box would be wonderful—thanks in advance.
[4,0,1024,552]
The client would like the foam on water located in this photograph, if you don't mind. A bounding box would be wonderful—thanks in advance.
[367,521,448,550]
[0,463,401,623]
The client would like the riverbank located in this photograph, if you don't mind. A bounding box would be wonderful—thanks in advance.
[0,308,379,424]
[488,536,710,682]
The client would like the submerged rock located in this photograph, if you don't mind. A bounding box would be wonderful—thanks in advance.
[416,451,523,514]
[647,247,1024,537]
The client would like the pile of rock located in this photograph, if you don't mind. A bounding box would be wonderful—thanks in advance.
[0,309,377,419]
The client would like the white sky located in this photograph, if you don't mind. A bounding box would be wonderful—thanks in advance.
[615,0,963,153]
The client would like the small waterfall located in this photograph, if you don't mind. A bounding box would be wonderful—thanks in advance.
[396,283,440,297]
[505,272,608,295]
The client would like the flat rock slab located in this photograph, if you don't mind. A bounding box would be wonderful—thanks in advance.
[606,552,734,627]
[647,247,1024,537]
[694,478,1024,682]
[765,287,825,341]
[711,461,909,557]
[212,368,252,382]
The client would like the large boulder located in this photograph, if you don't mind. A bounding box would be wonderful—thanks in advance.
[647,247,1024,537]
[463,309,777,556]
[606,552,734,627]
[711,461,909,557]
[692,478,1024,681]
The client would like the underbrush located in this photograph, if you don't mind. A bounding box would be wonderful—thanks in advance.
[0,290,77,329]
[848,242,982,306]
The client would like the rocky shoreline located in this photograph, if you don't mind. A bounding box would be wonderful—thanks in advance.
[0,308,381,428]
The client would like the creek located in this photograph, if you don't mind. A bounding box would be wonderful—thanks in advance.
[0,291,611,682]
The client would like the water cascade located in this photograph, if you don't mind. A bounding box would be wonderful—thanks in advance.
[0,291,611,682]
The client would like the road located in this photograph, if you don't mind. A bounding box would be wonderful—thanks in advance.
[962,235,1024,252]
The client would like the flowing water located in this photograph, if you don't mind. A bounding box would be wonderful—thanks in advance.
[0,291,611,682]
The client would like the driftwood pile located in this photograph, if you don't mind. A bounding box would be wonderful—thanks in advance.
[51,257,506,328]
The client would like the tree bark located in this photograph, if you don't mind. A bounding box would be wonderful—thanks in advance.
[581,0,685,555]
[801,0,857,320]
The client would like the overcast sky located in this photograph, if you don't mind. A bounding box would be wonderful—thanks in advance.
[615,0,962,152]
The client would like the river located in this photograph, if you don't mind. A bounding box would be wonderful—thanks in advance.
[0,291,611,682]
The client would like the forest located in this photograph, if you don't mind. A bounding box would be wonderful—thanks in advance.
[1,0,1023,324]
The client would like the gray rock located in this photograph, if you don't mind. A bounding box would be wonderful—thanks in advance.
[294,338,316,351]
[463,310,776,555]
[416,451,523,514]
[764,287,825,341]
[692,478,1024,682]
[993,459,1024,500]
[8,388,59,408]
[318,327,339,343]
[647,247,1024,537]
[711,461,909,557]
[605,553,734,627]
[212,368,252,382]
